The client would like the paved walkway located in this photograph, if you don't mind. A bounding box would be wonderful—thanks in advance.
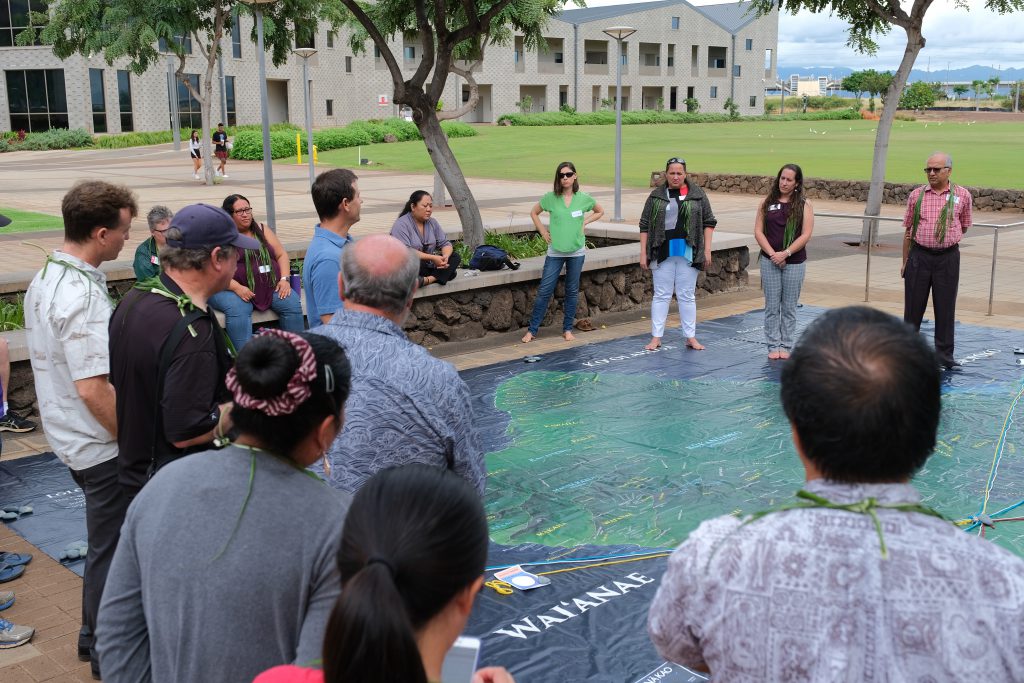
[1,143,1022,679]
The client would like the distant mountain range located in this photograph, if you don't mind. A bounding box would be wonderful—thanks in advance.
[777,65,1022,84]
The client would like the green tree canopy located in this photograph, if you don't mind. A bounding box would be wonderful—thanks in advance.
[899,80,938,109]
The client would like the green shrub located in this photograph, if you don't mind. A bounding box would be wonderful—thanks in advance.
[230,129,299,160]
[0,295,25,331]
[13,128,94,150]
[559,104,577,114]
[313,127,373,151]
[453,230,551,264]
[95,130,175,148]
[440,121,476,138]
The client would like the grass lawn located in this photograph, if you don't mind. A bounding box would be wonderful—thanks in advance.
[0,206,63,234]
[318,118,1024,189]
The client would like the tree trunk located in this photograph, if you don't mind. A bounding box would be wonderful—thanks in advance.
[861,25,924,245]
[413,96,485,248]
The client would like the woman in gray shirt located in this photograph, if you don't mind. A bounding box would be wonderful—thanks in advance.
[390,190,461,287]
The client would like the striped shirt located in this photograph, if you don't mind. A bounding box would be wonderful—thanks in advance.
[902,183,972,249]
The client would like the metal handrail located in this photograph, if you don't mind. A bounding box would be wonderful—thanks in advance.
[813,212,1024,314]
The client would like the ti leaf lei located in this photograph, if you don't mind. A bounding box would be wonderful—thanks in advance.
[134,275,236,355]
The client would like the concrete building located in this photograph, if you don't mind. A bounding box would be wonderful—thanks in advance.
[1,0,777,134]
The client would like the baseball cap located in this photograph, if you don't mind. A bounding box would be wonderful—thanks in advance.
[166,204,260,251]
[0,214,11,228]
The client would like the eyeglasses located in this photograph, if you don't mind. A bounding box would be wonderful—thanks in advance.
[151,227,169,234]
[923,167,949,174]
[559,172,575,179]
[233,207,253,215]
[666,157,686,166]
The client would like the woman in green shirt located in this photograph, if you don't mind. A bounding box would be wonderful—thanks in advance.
[522,162,604,343]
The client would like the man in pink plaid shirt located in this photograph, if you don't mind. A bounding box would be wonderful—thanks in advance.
[901,151,972,369]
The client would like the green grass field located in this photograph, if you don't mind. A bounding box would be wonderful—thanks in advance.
[0,206,63,234]
[318,118,1024,189]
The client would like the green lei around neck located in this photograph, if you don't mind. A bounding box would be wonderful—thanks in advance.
[242,225,275,292]
[719,489,948,562]
[43,255,115,307]
[134,275,236,355]
[911,183,957,245]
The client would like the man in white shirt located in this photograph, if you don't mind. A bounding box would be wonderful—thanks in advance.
[24,180,137,677]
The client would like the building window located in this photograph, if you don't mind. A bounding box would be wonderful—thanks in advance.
[5,68,68,132]
[326,99,333,116]
[374,46,381,59]
[224,75,236,126]
[117,70,134,132]
[514,50,522,64]
[749,95,757,107]
[710,86,718,98]
[170,73,202,130]
[404,46,416,60]
[231,13,242,58]
[345,56,352,73]
[159,35,192,54]
[327,31,335,48]
[734,64,741,77]
[667,55,674,67]
[745,38,753,51]
[671,16,680,29]
[554,52,563,64]
[89,68,108,133]
[0,0,48,47]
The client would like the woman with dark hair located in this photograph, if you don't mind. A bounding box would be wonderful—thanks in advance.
[522,161,604,343]
[753,163,814,360]
[390,191,461,287]
[208,194,305,350]
[254,465,515,683]
[638,157,717,351]
[189,129,202,179]
[97,330,355,683]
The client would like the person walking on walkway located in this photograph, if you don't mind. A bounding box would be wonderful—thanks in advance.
[188,129,202,180]
[753,163,814,360]
[212,123,229,178]
[639,157,717,351]
[522,161,604,343]
[901,151,972,369]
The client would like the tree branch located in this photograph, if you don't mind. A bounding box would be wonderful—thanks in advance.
[410,0,436,88]
[337,0,407,98]
[437,49,483,121]
[447,0,516,46]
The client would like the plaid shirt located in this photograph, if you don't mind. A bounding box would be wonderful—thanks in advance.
[902,183,973,249]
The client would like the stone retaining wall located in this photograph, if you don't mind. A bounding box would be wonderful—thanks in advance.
[650,171,1024,212]
[402,246,749,345]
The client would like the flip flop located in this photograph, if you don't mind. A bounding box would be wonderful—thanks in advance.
[0,506,33,521]
[59,541,89,563]
[0,591,13,611]
[0,564,25,584]
[0,553,31,568]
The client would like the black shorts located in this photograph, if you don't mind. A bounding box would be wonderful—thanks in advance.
[190,150,201,159]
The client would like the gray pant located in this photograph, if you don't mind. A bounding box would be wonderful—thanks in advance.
[761,257,805,351]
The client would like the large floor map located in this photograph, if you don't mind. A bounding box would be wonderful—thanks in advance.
[465,307,1024,557]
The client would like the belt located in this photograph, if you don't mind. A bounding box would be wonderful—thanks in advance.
[913,242,958,255]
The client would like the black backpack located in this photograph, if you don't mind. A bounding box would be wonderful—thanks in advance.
[469,245,520,271]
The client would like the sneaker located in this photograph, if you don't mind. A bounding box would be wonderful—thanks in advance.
[0,411,36,433]
[193,172,200,179]
[221,173,229,178]
[0,591,13,611]
[0,617,34,649]
[215,170,222,177]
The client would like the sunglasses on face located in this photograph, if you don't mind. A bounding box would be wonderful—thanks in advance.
[924,167,949,174]
[559,172,576,179]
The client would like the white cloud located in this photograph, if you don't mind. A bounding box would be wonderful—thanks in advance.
[571,0,1024,69]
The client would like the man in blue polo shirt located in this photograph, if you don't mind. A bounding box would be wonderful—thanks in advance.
[305,169,362,327]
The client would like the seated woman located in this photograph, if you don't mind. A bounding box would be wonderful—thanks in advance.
[96,330,354,683]
[254,465,515,683]
[390,190,461,287]
[209,194,305,350]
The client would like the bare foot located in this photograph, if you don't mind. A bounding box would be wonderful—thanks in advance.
[521,332,534,343]
[778,350,791,360]
[644,337,662,351]
[686,337,706,350]
[563,331,576,342]
[768,350,781,360]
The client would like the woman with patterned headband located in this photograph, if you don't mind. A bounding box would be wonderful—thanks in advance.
[208,193,305,350]
[753,163,814,360]
[97,330,354,683]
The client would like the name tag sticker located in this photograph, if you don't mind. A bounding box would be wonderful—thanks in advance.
[258,264,272,274]
[954,196,960,204]
[150,256,159,265]
[571,210,584,218]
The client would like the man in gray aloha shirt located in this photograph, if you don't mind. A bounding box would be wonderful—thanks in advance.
[310,234,484,495]
[648,306,1024,682]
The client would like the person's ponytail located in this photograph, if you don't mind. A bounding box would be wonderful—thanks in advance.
[322,563,427,683]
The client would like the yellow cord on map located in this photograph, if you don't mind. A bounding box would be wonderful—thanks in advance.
[537,553,670,576]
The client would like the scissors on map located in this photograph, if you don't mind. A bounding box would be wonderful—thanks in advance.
[484,579,515,595]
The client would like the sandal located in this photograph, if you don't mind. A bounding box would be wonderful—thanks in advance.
[0,564,25,584]
[574,318,595,332]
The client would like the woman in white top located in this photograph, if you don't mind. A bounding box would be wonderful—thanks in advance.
[189,129,202,179]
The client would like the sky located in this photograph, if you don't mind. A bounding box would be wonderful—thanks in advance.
[570,0,1024,71]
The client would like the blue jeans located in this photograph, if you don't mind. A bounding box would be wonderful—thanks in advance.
[208,288,305,350]
[527,254,585,335]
